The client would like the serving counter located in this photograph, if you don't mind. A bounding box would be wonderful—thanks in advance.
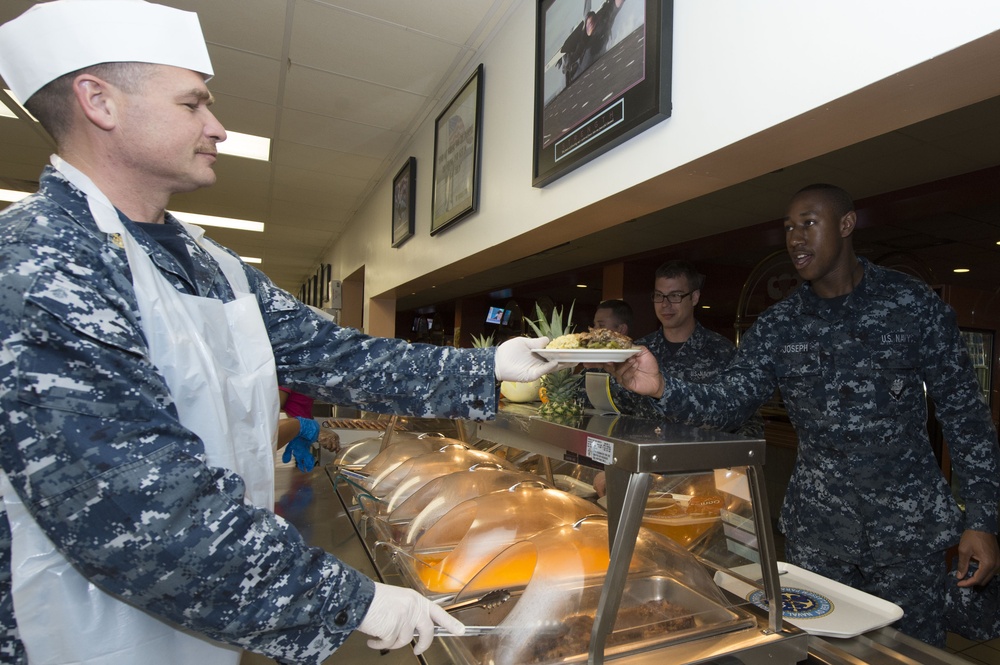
[248,409,973,665]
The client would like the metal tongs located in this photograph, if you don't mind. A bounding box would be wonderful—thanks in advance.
[440,588,511,613]
[431,589,512,637]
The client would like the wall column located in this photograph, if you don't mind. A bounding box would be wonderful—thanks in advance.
[369,296,397,337]
[602,262,625,300]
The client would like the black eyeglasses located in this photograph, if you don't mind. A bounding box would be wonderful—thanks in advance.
[651,291,692,304]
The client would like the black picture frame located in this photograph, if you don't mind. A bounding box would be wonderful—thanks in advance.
[431,64,484,235]
[532,0,673,187]
[391,157,416,247]
[321,263,332,304]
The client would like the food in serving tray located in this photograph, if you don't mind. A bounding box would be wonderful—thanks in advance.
[546,327,634,350]
[415,538,613,595]
[528,600,696,663]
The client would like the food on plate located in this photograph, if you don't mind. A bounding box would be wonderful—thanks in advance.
[547,328,633,350]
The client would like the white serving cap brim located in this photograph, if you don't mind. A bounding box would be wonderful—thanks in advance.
[0,0,213,103]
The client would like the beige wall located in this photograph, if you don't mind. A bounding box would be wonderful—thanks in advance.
[326,0,1000,332]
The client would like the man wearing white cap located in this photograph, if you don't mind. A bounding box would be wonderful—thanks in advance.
[0,2,558,663]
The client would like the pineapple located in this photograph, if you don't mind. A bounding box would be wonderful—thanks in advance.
[526,302,584,421]
[470,332,495,348]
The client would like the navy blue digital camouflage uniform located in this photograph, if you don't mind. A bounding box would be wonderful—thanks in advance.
[0,167,499,663]
[651,257,1000,645]
[610,321,764,438]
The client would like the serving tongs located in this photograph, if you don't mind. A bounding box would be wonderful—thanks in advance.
[428,589,512,637]
[439,588,511,614]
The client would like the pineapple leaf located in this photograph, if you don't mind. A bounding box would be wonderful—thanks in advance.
[525,303,547,338]
[470,332,495,348]
[526,301,576,339]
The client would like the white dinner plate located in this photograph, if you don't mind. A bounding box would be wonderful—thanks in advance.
[533,348,640,363]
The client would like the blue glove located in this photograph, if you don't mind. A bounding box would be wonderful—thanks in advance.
[295,417,320,443]
[282,417,319,472]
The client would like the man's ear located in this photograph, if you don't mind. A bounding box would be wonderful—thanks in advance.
[72,74,118,131]
[690,289,701,307]
[840,210,857,238]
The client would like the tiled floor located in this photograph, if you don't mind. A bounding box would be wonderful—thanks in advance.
[947,633,1000,664]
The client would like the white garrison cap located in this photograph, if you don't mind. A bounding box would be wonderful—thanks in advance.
[0,0,213,103]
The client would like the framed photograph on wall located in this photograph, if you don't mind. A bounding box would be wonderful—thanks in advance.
[321,263,332,304]
[431,64,484,235]
[392,157,416,247]
[533,0,673,187]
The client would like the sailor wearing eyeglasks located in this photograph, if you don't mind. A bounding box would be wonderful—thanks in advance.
[608,260,763,438]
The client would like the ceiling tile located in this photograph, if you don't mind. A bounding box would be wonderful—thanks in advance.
[211,92,278,139]
[273,162,369,202]
[272,140,384,180]
[291,0,465,95]
[206,46,283,106]
[318,0,501,43]
[170,0,289,58]
[271,180,357,216]
[270,198,349,231]
[278,108,402,157]
[284,65,427,131]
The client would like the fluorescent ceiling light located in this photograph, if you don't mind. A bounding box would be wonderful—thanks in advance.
[219,131,271,161]
[1,189,262,261]
[1,191,263,233]
[4,89,269,162]
[170,210,264,232]
[0,188,30,202]
[3,89,36,121]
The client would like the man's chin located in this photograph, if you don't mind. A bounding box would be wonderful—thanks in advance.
[177,173,217,193]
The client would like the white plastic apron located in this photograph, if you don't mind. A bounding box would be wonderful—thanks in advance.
[0,156,279,664]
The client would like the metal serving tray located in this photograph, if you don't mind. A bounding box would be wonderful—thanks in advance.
[438,574,756,665]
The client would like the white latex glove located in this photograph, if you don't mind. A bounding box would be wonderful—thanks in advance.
[357,582,466,654]
[494,336,562,382]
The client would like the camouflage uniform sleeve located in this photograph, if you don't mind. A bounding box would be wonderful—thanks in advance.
[690,327,765,438]
[654,316,779,431]
[606,332,669,419]
[917,289,1000,534]
[248,269,498,421]
[0,210,375,662]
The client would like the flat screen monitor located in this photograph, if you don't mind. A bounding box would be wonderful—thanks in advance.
[486,306,505,324]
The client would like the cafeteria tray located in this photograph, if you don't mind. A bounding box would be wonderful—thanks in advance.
[714,562,903,638]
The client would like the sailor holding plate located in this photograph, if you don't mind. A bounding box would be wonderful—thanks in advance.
[0,2,557,663]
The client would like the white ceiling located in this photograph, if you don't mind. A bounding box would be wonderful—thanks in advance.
[1,0,999,313]
[0,0,517,292]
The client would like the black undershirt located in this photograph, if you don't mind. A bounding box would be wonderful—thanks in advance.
[136,221,197,287]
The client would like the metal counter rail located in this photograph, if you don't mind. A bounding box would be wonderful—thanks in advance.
[807,628,973,665]
[478,408,786,665]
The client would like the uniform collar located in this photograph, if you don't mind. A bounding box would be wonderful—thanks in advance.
[38,166,230,299]
[795,257,895,319]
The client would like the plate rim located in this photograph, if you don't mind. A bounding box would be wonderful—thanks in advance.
[533,347,640,362]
